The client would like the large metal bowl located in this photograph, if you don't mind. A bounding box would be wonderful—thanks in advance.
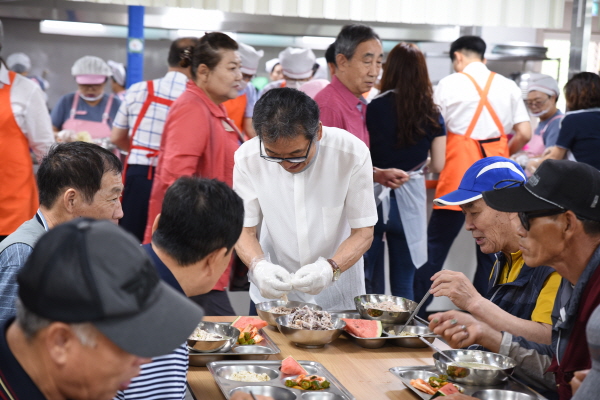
[256,300,323,327]
[276,315,346,348]
[384,325,435,348]
[471,389,537,400]
[187,321,239,353]
[354,294,417,324]
[433,350,516,386]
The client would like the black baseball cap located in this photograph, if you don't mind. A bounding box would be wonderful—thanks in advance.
[482,159,600,221]
[17,218,204,358]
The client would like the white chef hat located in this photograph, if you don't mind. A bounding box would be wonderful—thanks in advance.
[107,60,126,87]
[72,56,111,85]
[527,74,560,97]
[312,57,329,81]
[238,43,264,76]
[6,53,31,73]
[279,47,316,80]
[265,58,280,74]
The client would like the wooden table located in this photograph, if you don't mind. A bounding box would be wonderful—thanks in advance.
[187,316,443,400]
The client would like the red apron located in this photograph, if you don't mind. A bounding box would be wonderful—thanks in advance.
[62,92,114,140]
[0,71,38,235]
[123,80,174,182]
[434,72,509,211]
[223,93,247,135]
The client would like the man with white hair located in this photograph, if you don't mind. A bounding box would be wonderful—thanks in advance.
[259,47,316,95]
[223,42,264,138]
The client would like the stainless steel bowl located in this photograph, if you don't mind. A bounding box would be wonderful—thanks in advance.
[256,300,323,327]
[215,365,279,381]
[276,315,346,348]
[433,350,516,386]
[472,389,537,400]
[187,321,239,353]
[229,385,296,400]
[354,294,417,324]
[384,325,435,348]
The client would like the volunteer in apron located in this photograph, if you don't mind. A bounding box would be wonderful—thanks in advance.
[107,60,126,102]
[259,47,315,97]
[413,36,531,314]
[234,88,377,312]
[266,58,283,82]
[51,56,121,143]
[366,43,446,299]
[0,19,54,240]
[223,42,263,139]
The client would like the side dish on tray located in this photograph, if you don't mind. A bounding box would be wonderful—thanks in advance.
[189,327,230,341]
[229,371,271,382]
[363,300,407,312]
[284,374,331,390]
[288,306,335,330]
[268,306,294,314]
[410,374,461,396]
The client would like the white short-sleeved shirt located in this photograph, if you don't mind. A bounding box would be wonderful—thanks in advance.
[113,71,187,166]
[234,126,377,310]
[433,62,529,140]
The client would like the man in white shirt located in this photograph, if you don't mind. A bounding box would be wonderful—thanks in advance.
[234,88,377,311]
[414,36,531,315]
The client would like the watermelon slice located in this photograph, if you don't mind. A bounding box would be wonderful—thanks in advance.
[342,318,382,338]
[232,316,268,330]
[281,356,308,375]
[431,383,460,398]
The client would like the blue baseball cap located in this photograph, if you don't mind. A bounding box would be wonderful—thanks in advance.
[434,157,526,207]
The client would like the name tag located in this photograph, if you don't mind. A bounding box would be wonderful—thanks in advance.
[222,119,234,132]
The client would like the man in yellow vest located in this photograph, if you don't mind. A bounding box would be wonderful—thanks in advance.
[414,36,531,315]
[223,42,263,139]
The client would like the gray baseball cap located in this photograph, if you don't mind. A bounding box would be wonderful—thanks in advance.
[17,218,204,358]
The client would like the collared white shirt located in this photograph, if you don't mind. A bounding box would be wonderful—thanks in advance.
[113,71,188,166]
[234,126,377,310]
[433,62,529,140]
[0,64,54,161]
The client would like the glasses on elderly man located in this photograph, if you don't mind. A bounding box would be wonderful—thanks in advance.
[518,209,567,231]
[259,136,314,163]
[524,95,551,108]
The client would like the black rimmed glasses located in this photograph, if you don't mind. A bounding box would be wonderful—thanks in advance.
[518,209,567,231]
[259,136,314,164]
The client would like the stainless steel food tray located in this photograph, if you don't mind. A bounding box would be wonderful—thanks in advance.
[188,324,280,367]
[389,365,546,400]
[207,360,355,400]
[342,324,435,349]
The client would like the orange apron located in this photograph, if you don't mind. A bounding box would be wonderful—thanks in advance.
[223,93,247,134]
[434,72,509,211]
[123,80,174,182]
[0,71,38,235]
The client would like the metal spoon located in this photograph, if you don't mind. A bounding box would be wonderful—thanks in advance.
[394,291,431,336]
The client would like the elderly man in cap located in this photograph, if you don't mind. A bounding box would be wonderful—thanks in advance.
[429,156,560,344]
[111,37,198,242]
[234,88,377,311]
[0,218,203,400]
[116,177,271,400]
[223,42,264,139]
[260,47,316,95]
[430,160,600,400]
[0,142,123,323]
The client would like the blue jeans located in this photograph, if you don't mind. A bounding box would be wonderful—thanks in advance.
[413,208,495,318]
[364,196,416,300]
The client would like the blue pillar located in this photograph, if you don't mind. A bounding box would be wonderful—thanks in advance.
[126,5,144,88]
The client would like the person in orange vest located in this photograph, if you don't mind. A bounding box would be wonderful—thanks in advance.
[0,19,55,241]
[413,36,531,316]
[259,47,315,96]
[111,37,198,242]
[223,42,263,139]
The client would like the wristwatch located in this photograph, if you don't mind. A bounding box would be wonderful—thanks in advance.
[327,259,341,282]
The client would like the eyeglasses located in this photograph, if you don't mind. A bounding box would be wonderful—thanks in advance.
[518,209,567,231]
[259,137,314,164]
[524,95,551,108]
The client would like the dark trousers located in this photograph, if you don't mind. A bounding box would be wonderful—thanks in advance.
[119,164,155,243]
[413,208,495,318]
[189,290,235,316]
[364,198,416,300]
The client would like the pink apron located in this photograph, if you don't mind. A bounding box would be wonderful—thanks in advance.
[62,92,114,140]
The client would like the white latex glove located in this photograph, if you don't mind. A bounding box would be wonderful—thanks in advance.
[291,257,333,295]
[248,258,293,299]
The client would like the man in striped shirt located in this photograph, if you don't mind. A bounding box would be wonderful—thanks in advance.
[111,37,197,243]
[115,177,263,400]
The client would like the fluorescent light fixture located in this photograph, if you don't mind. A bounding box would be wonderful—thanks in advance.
[40,20,107,36]
[175,30,237,40]
[161,9,224,31]
[299,36,336,50]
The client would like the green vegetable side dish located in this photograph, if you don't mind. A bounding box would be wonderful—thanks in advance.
[284,377,331,390]
[446,365,469,378]
[428,374,449,388]
[237,331,256,345]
